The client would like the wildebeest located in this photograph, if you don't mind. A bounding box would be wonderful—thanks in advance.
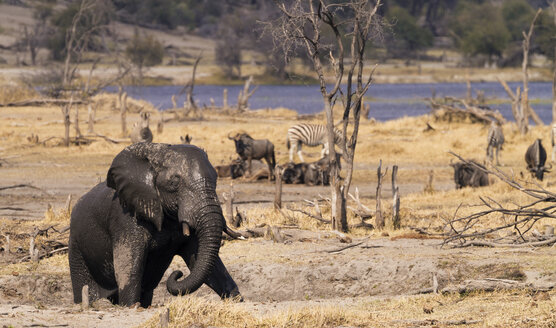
[130,111,153,143]
[282,162,308,184]
[525,139,551,181]
[228,132,276,180]
[215,158,245,179]
[282,155,339,186]
[486,120,504,166]
[451,160,489,189]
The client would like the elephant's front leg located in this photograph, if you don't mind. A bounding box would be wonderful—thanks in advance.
[113,238,147,306]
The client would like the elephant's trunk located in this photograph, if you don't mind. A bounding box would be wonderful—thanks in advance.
[166,208,223,296]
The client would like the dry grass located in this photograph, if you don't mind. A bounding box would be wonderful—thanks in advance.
[141,290,556,328]
[0,83,39,104]
[1,95,555,236]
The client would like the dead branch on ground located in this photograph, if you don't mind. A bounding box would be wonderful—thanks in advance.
[429,97,506,125]
[444,152,556,248]
[348,187,374,229]
[0,184,51,195]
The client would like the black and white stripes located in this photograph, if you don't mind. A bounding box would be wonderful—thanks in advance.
[486,121,504,165]
[287,123,343,162]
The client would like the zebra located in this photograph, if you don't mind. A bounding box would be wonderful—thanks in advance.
[287,123,343,163]
[486,120,504,166]
[130,111,153,143]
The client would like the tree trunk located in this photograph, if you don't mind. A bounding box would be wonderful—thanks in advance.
[375,160,385,229]
[184,54,201,117]
[87,104,95,134]
[324,100,347,232]
[274,166,283,210]
[62,97,74,147]
[552,70,556,124]
[522,9,544,126]
[74,105,82,139]
[392,165,400,230]
[223,88,228,110]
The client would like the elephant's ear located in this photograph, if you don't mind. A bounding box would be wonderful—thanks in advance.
[107,148,164,231]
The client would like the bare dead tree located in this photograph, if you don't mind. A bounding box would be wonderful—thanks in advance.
[498,78,527,134]
[444,152,556,248]
[181,52,202,117]
[268,0,382,231]
[521,8,543,126]
[237,75,258,112]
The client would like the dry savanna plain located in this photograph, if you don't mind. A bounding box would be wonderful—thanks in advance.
[0,85,556,328]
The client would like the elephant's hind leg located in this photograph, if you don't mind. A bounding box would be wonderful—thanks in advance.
[68,246,102,304]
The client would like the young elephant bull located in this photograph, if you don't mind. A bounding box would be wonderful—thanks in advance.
[69,143,241,307]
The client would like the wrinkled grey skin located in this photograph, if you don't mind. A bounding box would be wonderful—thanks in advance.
[525,139,551,181]
[451,161,489,189]
[69,143,240,307]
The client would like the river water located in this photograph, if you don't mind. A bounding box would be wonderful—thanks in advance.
[106,81,554,123]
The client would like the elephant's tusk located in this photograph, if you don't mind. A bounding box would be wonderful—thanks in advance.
[182,222,190,236]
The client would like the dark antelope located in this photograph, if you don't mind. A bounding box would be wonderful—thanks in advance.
[525,139,551,181]
[451,160,489,189]
[228,132,276,181]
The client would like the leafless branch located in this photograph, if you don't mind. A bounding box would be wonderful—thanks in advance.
[444,152,556,247]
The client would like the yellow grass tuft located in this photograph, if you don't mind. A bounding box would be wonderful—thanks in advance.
[141,290,556,328]
[0,83,39,104]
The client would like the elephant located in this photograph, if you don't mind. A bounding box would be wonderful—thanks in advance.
[68,142,241,308]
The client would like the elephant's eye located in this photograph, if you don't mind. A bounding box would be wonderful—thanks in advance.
[167,174,180,191]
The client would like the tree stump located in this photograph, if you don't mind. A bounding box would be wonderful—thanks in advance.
[392,165,400,230]
[375,160,386,229]
[274,165,283,210]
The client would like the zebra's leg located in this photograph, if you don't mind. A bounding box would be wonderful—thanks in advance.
[321,142,330,159]
[289,141,296,162]
[297,143,304,163]
[495,145,501,166]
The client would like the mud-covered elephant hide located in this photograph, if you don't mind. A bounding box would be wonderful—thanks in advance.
[68,143,241,307]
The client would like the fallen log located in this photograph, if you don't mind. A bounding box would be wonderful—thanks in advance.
[0,98,85,107]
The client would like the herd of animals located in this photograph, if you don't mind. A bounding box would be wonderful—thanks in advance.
[129,111,555,190]
[66,110,556,309]
[452,120,553,189]
[130,112,343,186]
